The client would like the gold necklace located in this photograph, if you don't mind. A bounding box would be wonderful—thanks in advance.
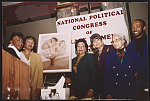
[23,51,30,59]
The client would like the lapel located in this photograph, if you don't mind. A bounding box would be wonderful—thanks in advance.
[75,53,87,71]
[30,52,35,68]
[113,50,122,65]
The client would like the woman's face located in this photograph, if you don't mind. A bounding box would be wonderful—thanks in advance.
[24,38,34,51]
[112,35,125,50]
[92,38,103,49]
[77,42,86,55]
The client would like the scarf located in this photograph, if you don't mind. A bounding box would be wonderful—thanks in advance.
[116,48,126,63]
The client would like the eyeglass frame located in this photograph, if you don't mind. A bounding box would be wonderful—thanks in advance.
[111,38,122,44]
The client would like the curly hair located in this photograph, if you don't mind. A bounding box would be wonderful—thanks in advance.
[23,35,37,52]
[10,32,24,41]
[75,38,88,52]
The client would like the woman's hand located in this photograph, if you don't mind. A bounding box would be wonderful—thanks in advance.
[70,96,77,100]
[86,89,94,98]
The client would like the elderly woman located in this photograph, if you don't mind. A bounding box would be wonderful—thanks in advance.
[90,33,114,99]
[66,38,96,99]
[104,33,142,99]
[20,35,43,100]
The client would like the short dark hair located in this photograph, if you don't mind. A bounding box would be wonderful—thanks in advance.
[90,33,102,42]
[23,35,37,52]
[75,38,88,52]
[10,32,24,41]
[134,19,146,27]
[90,33,103,53]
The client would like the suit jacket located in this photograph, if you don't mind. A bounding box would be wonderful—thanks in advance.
[30,52,43,89]
[71,53,96,99]
[104,49,143,99]
[128,36,148,88]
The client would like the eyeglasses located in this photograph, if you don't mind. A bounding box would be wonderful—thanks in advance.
[111,38,121,44]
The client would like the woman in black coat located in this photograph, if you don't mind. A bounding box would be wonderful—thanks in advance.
[66,38,96,99]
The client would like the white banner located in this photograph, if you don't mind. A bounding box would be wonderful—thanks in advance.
[56,7,129,59]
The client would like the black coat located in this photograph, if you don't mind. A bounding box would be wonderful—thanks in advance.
[71,53,96,99]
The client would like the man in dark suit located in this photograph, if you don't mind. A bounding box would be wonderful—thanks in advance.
[5,32,24,59]
[128,19,148,100]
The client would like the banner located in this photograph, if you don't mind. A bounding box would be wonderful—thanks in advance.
[56,7,129,59]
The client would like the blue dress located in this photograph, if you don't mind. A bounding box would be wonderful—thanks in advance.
[104,48,142,99]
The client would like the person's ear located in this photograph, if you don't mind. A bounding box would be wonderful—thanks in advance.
[10,40,13,44]
[122,40,125,44]
[143,26,146,31]
[122,40,125,47]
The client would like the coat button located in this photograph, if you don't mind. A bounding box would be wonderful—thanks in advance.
[115,82,118,85]
[128,82,131,86]
[128,66,131,68]
[113,66,115,68]
[116,73,119,76]
[125,74,127,76]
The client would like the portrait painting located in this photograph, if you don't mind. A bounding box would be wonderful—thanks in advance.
[37,33,72,73]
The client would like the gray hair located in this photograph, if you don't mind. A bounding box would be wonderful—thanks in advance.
[113,33,128,47]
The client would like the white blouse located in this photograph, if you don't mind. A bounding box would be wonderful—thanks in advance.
[19,52,31,66]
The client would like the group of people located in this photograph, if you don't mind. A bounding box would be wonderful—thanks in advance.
[5,34,43,99]
[65,19,148,100]
[4,19,148,100]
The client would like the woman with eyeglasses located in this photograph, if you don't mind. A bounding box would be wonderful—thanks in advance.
[104,33,143,99]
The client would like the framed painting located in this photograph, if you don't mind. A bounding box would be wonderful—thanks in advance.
[37,33,72,73]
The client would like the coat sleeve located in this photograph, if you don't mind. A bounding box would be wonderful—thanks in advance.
[88,54,97,90]
[104,53,114,97]
[36,54,43,89]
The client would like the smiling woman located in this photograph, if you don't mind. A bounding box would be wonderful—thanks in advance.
[65,38,96,99]
[19,35,43,100]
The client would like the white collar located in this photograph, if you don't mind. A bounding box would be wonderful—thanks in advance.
[8,44,21,58]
